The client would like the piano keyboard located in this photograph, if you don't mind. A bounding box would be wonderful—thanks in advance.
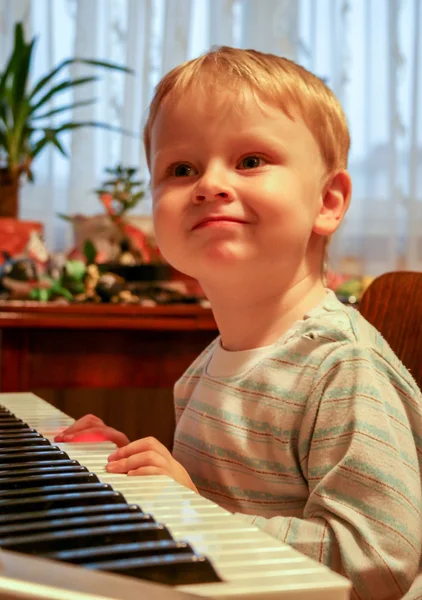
[0,393,351,600]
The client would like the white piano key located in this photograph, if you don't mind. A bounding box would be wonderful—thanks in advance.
[0,393,351,600]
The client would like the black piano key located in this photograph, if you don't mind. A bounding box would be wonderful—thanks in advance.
[0,422,31,431]
[0,414,23,419]
[0,449,69,463]
[0,409,223,589]
[0,489,124,513]
[0,437,51,448]
[86,554,222,586]
[0,445,60,454]
[0,471,99,491]
[0,459,80,474]
[0,511,154,538]
[0,414,17,419]
[0,522,173,553]
[45,540,192,564]
[0,503,141,526]
[0,465,87,479]
[0,431,43,440]
[0,482,112,500]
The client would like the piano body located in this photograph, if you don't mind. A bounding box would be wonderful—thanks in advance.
[0,393,351,600]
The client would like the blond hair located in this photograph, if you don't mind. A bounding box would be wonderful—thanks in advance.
[143,46,350,175]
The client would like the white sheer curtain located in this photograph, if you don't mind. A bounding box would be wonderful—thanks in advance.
[0,0,421,275]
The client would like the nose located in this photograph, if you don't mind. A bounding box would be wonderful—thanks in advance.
[193,165,234,204]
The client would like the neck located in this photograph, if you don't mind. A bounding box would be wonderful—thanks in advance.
[201,273,327,351]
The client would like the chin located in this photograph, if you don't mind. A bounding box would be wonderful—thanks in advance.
[157,251,199,280]
[174,254,239,282]
[159,239,254,278]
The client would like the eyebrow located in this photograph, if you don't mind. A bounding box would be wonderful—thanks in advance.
[151,131,291,166]
[152,146,193,164]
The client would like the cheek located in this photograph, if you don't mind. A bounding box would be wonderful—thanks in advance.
[152,196,186,263]
[152,189,173,226]
[258,176,318,219]
[152,203,171,249]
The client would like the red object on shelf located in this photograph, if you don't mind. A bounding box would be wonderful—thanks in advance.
[0,219,43,262]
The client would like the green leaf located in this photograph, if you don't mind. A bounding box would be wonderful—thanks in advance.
[29,136,49,160]
[57,213,73,222]
[83,240,97,265]
[75,58,133,74]
[8,97,32,167]
[100,179,119,186]
[14,22,26,51]
[0,128,7,150]
[29,57,133,101]
[30,119,134,163]
[30,99,97,121]
[47,131,68,157]
[0,100,12,135]
[52,120,135,137]
[10,40,35,120]
[50,282,74,300]
[29,76,98,115]
[32,287,50,302]
[132,191,145,201]
[65,260,87,281]
[3,23,28,91]
[0,34,23,98]
[30,128,69,160]
[29,58,73,99]
[0,21,134,178]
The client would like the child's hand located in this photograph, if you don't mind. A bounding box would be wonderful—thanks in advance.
[54,414,130,447]
[106,437,198,493]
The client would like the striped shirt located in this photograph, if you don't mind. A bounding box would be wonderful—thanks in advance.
[173,290,422,600]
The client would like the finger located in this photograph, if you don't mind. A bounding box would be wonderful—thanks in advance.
[106,450,169,474]
[108,436,171,462]
[54,414,104,441]
[58,427,129,447]
[127,466,166,476]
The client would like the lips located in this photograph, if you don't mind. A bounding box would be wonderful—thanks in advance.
[192,216,248,230]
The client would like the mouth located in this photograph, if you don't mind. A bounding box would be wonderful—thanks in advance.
[192,216,248,231]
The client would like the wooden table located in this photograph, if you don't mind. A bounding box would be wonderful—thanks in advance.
[0,302,218,448]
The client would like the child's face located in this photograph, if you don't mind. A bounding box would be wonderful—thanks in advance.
[150,89,327,284]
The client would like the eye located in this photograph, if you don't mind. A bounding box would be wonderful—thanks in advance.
[237,155,265,170]
[170,163,198,177]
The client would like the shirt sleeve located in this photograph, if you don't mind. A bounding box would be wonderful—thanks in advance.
[242,342,422,600]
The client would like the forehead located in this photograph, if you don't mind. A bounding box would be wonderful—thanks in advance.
[151,89,250,139]
[150,88,321,165]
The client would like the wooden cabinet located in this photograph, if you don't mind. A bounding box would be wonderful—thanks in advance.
[0,302,218,448]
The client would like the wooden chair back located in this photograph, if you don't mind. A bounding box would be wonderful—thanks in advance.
[359,271,422,390]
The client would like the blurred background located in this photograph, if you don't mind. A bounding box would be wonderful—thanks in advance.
[1,0,422,277]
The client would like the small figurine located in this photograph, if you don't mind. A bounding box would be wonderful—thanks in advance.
[95,272,125,303]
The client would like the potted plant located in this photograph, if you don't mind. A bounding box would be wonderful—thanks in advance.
[0,22,133,218]
[96,164,171,280]
[63,164,171,282]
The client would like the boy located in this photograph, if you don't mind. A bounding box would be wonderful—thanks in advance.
[56,47,422,599]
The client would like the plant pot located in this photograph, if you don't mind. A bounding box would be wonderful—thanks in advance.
[0,169,19,218]
[0,219,43,262]
[71,214,161,263]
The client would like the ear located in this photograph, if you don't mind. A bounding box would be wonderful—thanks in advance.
[313,170,352,236]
